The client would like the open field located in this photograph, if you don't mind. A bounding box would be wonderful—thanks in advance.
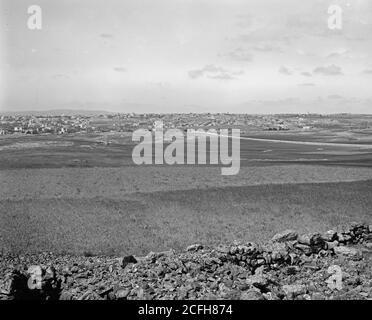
[0,131,372,169]
[1,179,371,256]
[0,133,371,256]
[2,165,372,200]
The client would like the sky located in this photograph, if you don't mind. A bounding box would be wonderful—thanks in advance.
[0,0,372,113]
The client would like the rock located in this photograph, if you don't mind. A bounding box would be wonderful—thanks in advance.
[78,291,92,300]
[186,244,203,252]
[216,245,230,254]
[365,243,372,249]
[272,230,298,243]
[322,230,337,242]
[294,243,312,255]
[310,234,325,252]
[240,289,265,300]
[350,222,364,230]
[282,284,306,298]
[1,222,370,301]
[285,266,300,275]
[333,246,361,258]
[364,234,372,241]
[325,241,339,250]
[98,287,113,298]
[3,270,29,299]
[337,233,352,244]
[311,293,326,300]
[246,275,269,292]
[298,234,311,245]
[115,288,130,300]
[59,291,73,300]
[120,255,137,268]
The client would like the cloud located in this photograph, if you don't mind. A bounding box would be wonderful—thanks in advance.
[326,49,350,59]
[278,66,292,75]
[188,65,243,80]
[363,69,372,74]
[51,74,70,80]
[328,94,343,99]
[224,48,253,62]
[298,83,315,87]
[313,65,343,76]
[235,14,255,29]
[301,72,312,77]
[296,49,315,57]
[252,43,283,53]
[208,74,235,80]
[100,33,113,38]
[113,67,126,73]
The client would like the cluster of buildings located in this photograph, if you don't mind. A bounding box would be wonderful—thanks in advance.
[0,115,89,135]
[0,112,338,136]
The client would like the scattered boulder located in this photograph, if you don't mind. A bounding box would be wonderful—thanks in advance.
[1,222,370,300]
[309,233,326,253]
[282,284,306,299]
[322,230,337,242]
[246,275,269,292]
[333,246,361,259]
[1,266,61,300]
[115,287,130,300]
[120,255,137,268]
[186,244,203,252]
[271,230,298,243]
[294,243,312,255]
[240,289,265,300]
[298,234,311,245]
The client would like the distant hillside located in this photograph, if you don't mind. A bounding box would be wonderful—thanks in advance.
[1,109,114,116]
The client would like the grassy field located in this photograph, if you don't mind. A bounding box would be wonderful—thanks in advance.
[1,133,372,256]
[1,179,371,256]
[1,132,372,169]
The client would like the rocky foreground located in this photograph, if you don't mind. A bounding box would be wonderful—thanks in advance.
[1,222,372,300]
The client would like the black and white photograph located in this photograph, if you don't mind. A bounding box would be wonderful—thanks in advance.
[0,0,372,311]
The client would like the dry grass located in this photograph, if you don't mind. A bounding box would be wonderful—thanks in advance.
[1,179,371,256]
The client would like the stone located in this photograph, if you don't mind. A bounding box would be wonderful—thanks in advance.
[282,284,306,298]
[311,293,325,300]
[59,291,73,300]
[294,243,312,255]
[298,234,311,245]
[120,255,138,268]
[1,222,370,301]
[246,275,269,291]
[337,233,352,243]
[333,246,361,258]
[322,230,337,242]
[216,245,230,254]
[240,289,265,300]
[186,244,203,252]
[272,230,298,243]
[364,234,372,241]
[115,288,130,299]
[310,233,325,248]
[325,241,339,250]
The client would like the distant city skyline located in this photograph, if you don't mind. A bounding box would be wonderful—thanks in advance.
[1,0,372,113]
